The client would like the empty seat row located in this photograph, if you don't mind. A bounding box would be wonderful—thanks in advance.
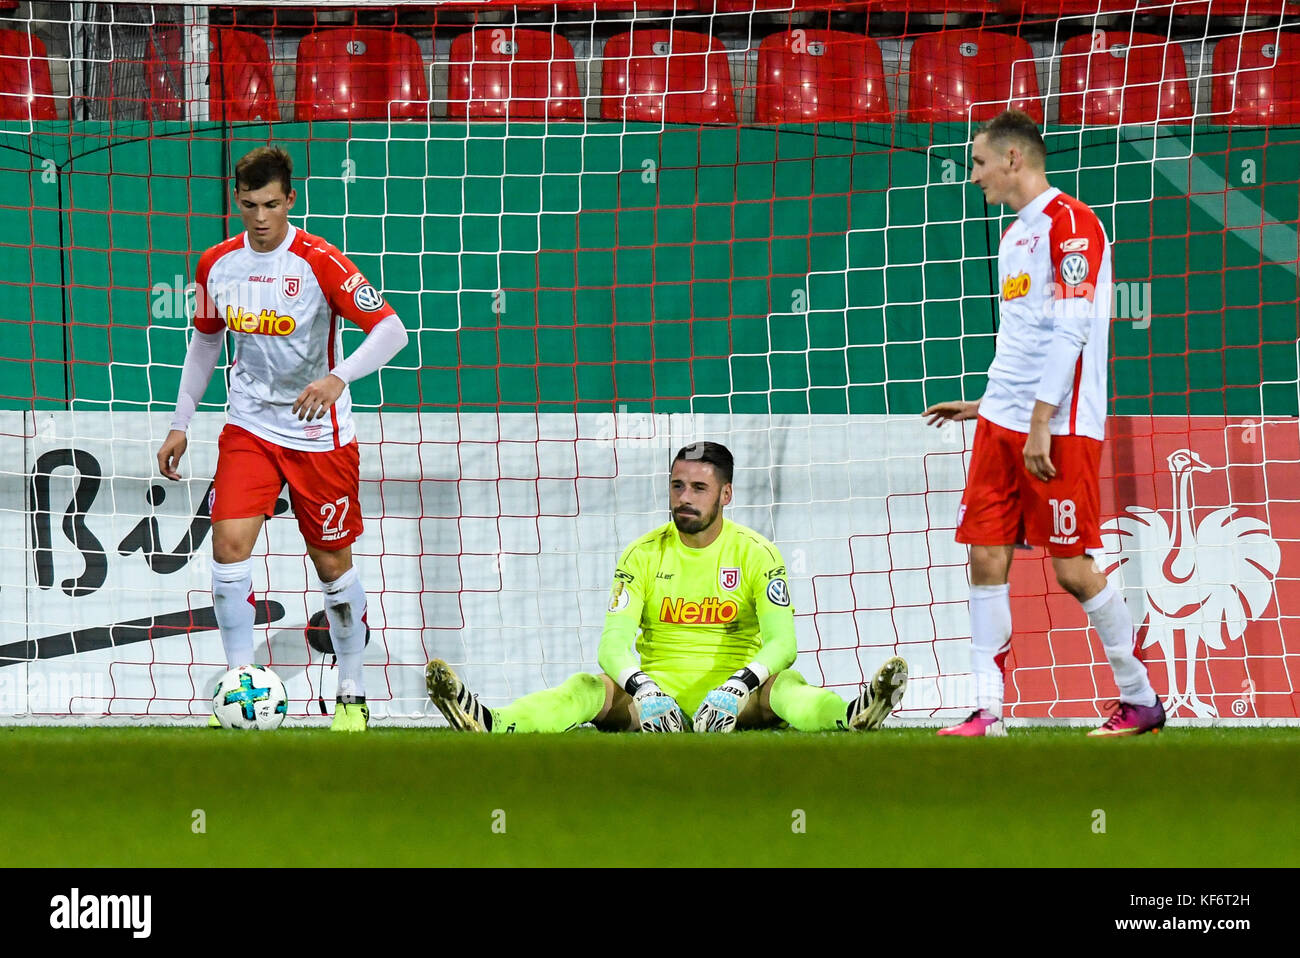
[2,25,1298,126]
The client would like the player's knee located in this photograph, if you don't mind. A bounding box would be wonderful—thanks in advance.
[1052,557,1101,600]
[211,529,254,564]
[768,669,803,696]
[312,552,352,584]
[969,545,1013,585]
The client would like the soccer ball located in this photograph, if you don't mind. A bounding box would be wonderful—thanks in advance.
[211,665,289,730]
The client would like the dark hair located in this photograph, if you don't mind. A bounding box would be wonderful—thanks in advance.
[235,146,293,196]
[977,109,1046,168]
[672,442,734,485]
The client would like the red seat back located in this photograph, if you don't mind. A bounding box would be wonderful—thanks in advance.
[1211,32,1300,126]
[601,30,736,124]
[907,30,1042,123]
[211,29,280,123]
[755,29,891,123]
[143,25,184,120]
[0,28,57,121]
[448,27,583,119]
[1058,32,1192,125]
[145,28,280,122]
[295,28,428,121]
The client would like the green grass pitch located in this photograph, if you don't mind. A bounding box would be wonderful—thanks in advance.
[3,726,1297,867]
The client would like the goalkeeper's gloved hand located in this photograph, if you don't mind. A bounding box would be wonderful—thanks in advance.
[625,671,686,733]
[692,667,762,733]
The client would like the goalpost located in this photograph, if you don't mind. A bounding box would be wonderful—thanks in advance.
[0,0,1296,724]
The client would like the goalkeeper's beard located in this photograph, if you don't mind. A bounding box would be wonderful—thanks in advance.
[672,502,720,535]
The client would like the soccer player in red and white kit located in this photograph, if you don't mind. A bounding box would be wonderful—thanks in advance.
[923,110,1163,738]
[156,147,408,732]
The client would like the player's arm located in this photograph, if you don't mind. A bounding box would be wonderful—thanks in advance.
[597,547,685,733]
[158,270,225,480]
[294,252,410,421]
[923,398,980,426]
[1025,208,1107,480]
[293,315,409,421]
[694,556,796,733]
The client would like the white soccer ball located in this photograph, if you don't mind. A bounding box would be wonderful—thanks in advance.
[211,665,289,730]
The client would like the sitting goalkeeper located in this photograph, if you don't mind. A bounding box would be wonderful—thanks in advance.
[426,441,908,733]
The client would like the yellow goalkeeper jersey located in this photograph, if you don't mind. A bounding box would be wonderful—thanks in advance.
[597,518,797,711]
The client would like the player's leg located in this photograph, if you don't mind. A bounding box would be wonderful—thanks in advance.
[286,440,370,731]
[210,426,283,671]
[964,541,1015,716]
[1031,436,1162,736]
[425,660,615,733]
[942,418,1023,736]
[763,657,908,732]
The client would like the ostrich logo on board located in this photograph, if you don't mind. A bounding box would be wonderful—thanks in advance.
[1099,449,1281,718]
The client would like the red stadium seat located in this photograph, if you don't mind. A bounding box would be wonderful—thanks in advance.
[143,26,184,120]
[144,28,280,122]
[907,29,1042,123]
[0,28,57,121]
[447,27,583,120]
[1138,1,1291,12]
[1211,31,1300,126]
[601,30,737,124]
[295,28,428,121]
[755,29,891,123]
[210,29,281,123]
[1003,1,1147,12]
[572,1,701,7]
[1057,32,1192,125]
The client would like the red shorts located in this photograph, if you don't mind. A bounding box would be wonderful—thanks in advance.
[956,417,1102,558]
[211,424,363,552]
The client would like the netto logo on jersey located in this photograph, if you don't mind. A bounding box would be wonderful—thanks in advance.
[1001,272,1031,300]
[660,597,739,625]
[225,305,297,336]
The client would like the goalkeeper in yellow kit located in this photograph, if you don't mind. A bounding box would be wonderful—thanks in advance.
[426,441,908,733]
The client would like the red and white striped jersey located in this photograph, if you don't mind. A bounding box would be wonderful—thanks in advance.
[978,187,1113,441]
[191,226,394,452]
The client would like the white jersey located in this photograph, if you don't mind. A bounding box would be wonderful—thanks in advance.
[192,226,394,451]
[978,187,1113,441]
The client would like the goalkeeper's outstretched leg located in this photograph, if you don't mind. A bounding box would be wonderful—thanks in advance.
[426,660,664,733]
[759,656,908,732]
[425,660,496,732]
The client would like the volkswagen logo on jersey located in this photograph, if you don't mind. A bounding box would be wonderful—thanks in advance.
[1060,252,1090,286]
[719,567,740,591]
[354,284,385,312]
[766,578,790,607]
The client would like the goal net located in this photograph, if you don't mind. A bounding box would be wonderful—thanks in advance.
[1,0,1297,723]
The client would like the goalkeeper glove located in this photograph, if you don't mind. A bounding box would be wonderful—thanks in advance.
[625,671,686,733]
[693,667,763,733]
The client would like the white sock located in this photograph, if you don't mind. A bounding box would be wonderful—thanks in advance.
[970,583,1012,715]
[321,567,368,700]
[211,558,256,669]
[1082,584,1157,707]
